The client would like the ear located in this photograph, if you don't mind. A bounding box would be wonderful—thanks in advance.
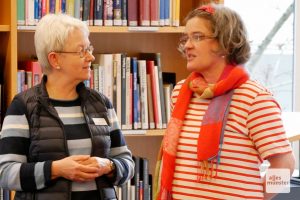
[48,52,60,70]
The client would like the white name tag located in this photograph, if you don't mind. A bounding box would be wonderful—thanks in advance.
[92,118,108,126]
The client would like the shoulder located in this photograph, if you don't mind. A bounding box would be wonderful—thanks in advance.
[88,88,113,109]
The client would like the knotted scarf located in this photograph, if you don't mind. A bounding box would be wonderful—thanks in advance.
[154,65,249,200]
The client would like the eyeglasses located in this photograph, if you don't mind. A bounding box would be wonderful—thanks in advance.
[55,45,94,58]
[178,33,215,52]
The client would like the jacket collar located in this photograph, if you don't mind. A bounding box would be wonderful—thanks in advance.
[37,75,90,105]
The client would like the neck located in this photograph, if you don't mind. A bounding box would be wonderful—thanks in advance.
[46,75,79,100]
[201,60,228,84]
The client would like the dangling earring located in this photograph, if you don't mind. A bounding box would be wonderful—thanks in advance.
[56,66,61,70]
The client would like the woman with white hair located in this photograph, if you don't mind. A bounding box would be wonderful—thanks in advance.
[0,14,134,200]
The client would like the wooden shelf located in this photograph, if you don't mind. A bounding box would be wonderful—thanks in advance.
[123,129,165,136]
[18,25,185,33]
[0,25,10,32]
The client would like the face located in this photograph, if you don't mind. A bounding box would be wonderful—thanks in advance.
[183,17,225,79]
[56,28,95,84]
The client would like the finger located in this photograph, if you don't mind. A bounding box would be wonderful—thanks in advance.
[71,155,90,161]
[78,164,99,173]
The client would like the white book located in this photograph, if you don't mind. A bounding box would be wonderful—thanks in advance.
[26,0,35,25]
[100,54,114,103]
[138,60,149,129]
[164,84,173,123]
[113,53,122,123]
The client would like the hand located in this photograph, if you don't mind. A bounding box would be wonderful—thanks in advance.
[79,157,112,176]
[51,155,101,182]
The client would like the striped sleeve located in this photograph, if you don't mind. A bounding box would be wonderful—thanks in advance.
[247,90,292,160]
[0,96,51,191]
[105,97,134,186]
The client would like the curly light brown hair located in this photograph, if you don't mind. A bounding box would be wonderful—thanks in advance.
[183,4,251,65]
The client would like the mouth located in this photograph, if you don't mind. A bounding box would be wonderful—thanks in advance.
[186,53,196,61]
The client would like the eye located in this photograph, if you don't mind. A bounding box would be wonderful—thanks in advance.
[192,34,204,42]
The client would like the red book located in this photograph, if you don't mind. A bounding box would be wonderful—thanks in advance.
[150,0,159,26]
[139,0,150,26]
[146,60,162,129]
[20,61,43,87]
[128,0,138,26]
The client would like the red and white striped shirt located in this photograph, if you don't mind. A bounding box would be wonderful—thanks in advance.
[170,79,292,200]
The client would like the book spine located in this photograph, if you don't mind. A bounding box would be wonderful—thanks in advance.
[94,0,103,25]
[159,0,165,26]
[74,0,81,19]
[164,0,170,25]
[17,0,26,25]
[89,0,94,25]
[138,60,149,129]
[121,54,127,128]
[61,0,67,13]
[146,74,155,129]
[113,0,122,26]
[103,0,113,26]
[121,0,127,26]
[139,0,150,26]
[150,0,159,26]
[128,0,138,26]
[82,0,90,25]
[132,57,139,129]
[66,0,75,17]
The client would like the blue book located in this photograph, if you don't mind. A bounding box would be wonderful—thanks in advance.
[94,0,103,26]
[61,0,67,13]
[131,57,140,129]
[164,0,170,25]
[159,0,165,26]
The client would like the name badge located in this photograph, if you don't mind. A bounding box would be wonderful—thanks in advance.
[92,118,108,126]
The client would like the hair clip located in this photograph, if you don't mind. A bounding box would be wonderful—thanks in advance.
[197,5,215,14]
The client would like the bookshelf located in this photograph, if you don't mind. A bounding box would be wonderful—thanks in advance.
[1,0,223,188]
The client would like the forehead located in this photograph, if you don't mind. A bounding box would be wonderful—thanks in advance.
[184,17,212,34]
[65,28,89,48]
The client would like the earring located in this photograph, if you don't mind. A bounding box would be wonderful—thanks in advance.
[56,66,61,69]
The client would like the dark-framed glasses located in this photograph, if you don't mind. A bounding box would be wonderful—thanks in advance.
[55,45,94,58]
[178,33,215,52]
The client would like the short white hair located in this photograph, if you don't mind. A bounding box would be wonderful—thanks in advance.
[34,14,89,74]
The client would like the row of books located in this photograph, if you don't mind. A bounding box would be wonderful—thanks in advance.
[115,156,152,200]
[17,0,181,27]
[89,53,175,130]
[17,52,176,130]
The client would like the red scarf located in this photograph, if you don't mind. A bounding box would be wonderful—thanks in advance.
[155,65,249,200]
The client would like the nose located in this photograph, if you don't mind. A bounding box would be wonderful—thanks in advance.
[85,51,95,62]
[184,37,194,49]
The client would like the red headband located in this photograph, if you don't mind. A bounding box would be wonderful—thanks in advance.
[197,5,215,14]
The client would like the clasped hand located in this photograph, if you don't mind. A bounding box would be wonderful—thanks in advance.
[52,155,111,182]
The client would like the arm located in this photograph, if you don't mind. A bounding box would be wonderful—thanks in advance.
[0,97,49,191]
[105,100,135,185]
[247,90,295,200]
[263,152,295,200]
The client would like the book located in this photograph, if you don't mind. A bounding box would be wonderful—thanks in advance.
[140,53,166,128]
[150,0,159,26]
[103,0,113,26]
[94,0,103,25]
[146,74,155,129]
[82,0,90,25]
[121,0,127,26]
[128,0,138,26]
[66,0,75,17]
[138,60,149,129]
[139,0,150,26]
[113,0,122,25]
[17,0,25,25]
[141,158,150,200]
[19,60,43,87]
